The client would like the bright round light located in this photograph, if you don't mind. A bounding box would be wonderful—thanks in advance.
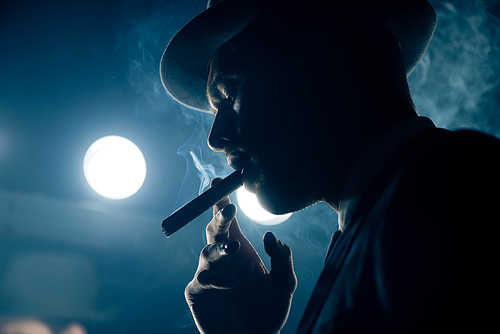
[83,136,146,200]
[236,187,292,225]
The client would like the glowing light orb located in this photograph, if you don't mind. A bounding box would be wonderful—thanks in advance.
[83,136,146,200]
[236,187,292,225]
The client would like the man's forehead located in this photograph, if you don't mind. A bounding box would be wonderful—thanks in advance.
[209,41,239,69]
[208,41,241,83]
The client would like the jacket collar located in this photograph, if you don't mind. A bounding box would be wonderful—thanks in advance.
[338,116,436,231]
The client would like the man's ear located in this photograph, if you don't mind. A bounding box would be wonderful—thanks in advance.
[299,26,335,88]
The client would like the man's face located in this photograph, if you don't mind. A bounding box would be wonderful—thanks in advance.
[206,34,334,214]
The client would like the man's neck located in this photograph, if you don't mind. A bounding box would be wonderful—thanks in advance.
[322,103,417,209]
[332,116,436,231]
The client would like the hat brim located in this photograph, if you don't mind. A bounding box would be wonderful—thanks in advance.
[160,0,262,112]
[161,0,436,113]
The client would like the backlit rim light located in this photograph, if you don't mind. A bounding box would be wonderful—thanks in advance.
[236,187,292,225]
[83,136,146,200]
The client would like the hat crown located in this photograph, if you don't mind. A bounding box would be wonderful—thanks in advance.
[161,0,436,112]
[207,0,224,9]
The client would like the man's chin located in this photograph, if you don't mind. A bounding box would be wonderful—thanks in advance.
[242,161,314,214]
[241,161,261,194]
[258,198,292,216]
[255,182,313,216]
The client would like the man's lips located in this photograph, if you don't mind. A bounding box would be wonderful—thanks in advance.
[225,149,259,194]
[240,160,259,194]
[226,150,251,171]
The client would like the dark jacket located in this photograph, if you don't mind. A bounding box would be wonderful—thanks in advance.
[297,128,500,333]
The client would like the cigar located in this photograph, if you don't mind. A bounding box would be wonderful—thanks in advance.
[161,169,243,237]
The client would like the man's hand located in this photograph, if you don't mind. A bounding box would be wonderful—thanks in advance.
[185,178,297,334]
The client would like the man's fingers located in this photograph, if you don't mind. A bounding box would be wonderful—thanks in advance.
[196,270,238,290]
[210,177,222,187]
[214,197,231,215]
[211,178,231,215]
[185,270,237,301]
[206,204,236,243]
[201,240,240,264]
[263,231,297,294]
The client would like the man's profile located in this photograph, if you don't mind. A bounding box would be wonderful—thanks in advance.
[160,0,500,332]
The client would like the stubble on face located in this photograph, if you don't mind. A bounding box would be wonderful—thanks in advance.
[207,32,331,215]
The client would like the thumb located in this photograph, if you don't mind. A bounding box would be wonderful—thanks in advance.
[263,231,297,293]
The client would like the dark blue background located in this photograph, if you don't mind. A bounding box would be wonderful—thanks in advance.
[1,1,499,333]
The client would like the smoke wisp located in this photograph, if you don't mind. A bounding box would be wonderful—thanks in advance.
[410,0,500,136]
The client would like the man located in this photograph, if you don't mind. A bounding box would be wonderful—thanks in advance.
[160,0,500,332]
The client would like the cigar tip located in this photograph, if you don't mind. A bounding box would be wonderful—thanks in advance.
[160,169,244,238]
[161,224,172,238]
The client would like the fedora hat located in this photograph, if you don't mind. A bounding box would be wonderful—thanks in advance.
[160,0,436,112]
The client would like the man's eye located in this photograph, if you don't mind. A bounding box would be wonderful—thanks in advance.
[213,76,244,114]
[221,95,235,108]
[227,92,236,104]
[227,92,241,114]
[217,92,240,115]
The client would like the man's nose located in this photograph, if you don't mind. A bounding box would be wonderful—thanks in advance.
[207,104,238,151]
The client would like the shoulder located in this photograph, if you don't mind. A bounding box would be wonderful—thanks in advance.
[384,129,500,245]
[379,129,500,330]
[382,129,500,265]
[388,129,500,224]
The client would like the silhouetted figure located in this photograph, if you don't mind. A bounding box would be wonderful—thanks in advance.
[160,0,500,332]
